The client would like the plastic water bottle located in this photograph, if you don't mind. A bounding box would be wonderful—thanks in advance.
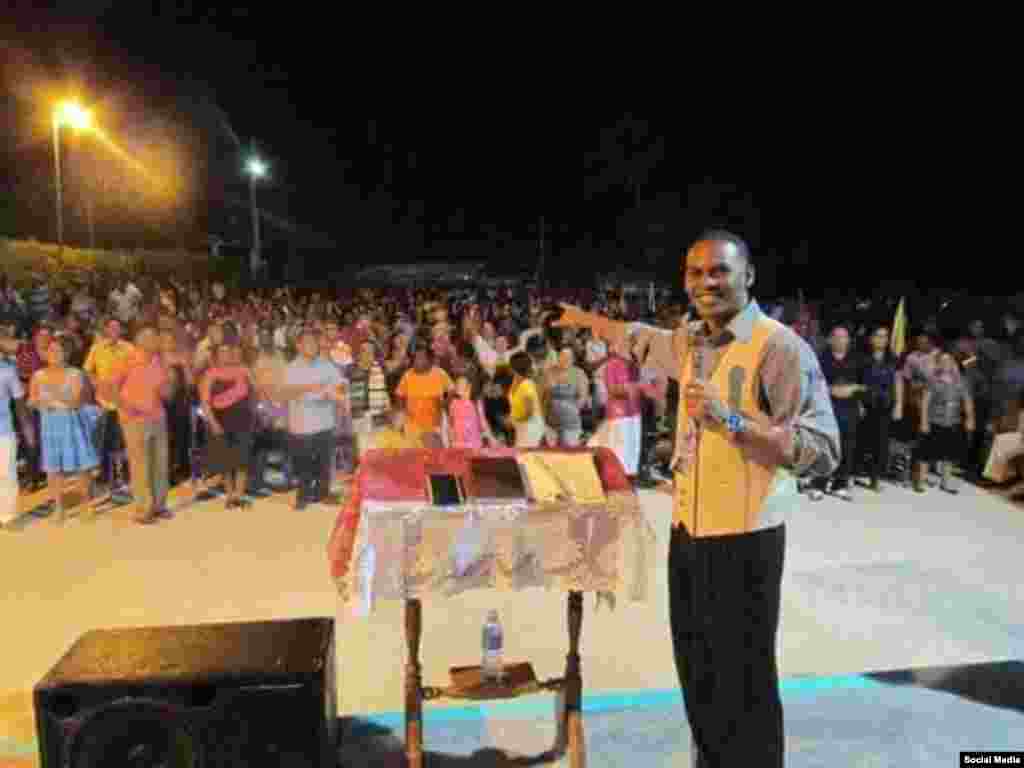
[481,610,504,682]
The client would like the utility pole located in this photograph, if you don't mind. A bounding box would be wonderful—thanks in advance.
[535,214,545,288]
[86,195,95,249]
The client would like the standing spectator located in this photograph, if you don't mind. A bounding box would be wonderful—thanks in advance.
[0,275,26,333]
[809,325,864,501]
[542,347,589,447]
[1002,312,1022,352]
[28,337,100,523]
[109,280,142,325]
[249,328,291,494]
[16,326,52,490]
[447,375,496,449]
[584,338,610,424]
[193,322,225,373]
[506,351,545,448]
[58,314,88,368]
[589,334,643,478]
[918,349,976,494]
[339,314,372,359]
[346,342,377,462]
[366,342,390,422]
[384,333,410,395]
[280,331,344,510]
[958,320,996,481]
[160,329,193,486]
[859,325,903,491]
[990,334,1024,437]
[482,367,514,446]
[328,340,355,477]
[83,318,136,494]
[0,355,36,527]
[114,327,174,524]
[321,320,341,359]
[199,342,256,509]
[900,328,947,485]
[27,275,51,324]
[395,347,454,446]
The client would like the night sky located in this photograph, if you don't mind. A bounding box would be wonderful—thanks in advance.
[4,5,829,295]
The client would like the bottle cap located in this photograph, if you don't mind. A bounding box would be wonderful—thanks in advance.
[486,609,499,621]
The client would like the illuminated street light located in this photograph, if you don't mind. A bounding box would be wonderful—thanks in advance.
[246,157,268,179]
[53,100,95,250]
[55,101,93,132]
[245,150,268,279]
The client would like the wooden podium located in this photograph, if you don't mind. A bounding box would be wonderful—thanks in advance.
[328,446,649,768]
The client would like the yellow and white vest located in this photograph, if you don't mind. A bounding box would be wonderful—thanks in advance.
[674,315,797,537]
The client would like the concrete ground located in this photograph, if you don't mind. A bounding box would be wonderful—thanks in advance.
[2,472,1023,765]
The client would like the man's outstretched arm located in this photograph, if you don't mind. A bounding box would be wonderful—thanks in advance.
[552,304,683,381]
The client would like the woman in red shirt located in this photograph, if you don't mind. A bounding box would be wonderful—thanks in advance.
[200,342,256,509]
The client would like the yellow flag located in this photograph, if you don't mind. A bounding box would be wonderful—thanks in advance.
[890,297,907,357]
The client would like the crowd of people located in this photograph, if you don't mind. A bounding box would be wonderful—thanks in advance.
[2,265,1024,528]
[804,314,1024,501]
[1,269,684,526]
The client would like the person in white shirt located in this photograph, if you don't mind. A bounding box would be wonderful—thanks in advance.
[1,359,37,526]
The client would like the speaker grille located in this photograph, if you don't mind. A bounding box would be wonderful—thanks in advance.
[67,699,197,768]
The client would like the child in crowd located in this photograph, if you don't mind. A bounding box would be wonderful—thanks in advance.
[447,375,496,449]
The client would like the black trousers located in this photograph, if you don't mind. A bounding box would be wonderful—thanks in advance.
[638,396,657,473]
[668,524,785,767]
[967,398,992,477]
[814,407,859,491]
[165,397,192,484]
[858,405,891,482]
[249,428,292,491]
[95,409,126,485]
[23,410,44,483]
[289,429,336,503]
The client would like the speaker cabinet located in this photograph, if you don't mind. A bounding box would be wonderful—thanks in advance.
[34,617,337,767]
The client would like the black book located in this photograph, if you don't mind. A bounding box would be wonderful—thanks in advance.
[427,474,466,507]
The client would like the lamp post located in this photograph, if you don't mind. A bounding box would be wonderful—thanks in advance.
[52,101,93,250]
[246,153,267,280]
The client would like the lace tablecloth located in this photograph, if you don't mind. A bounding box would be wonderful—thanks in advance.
[327,448,656,616]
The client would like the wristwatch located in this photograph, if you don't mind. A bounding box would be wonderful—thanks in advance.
[725,411,746,437]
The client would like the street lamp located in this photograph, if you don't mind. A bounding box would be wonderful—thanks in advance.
[245,152,268,279]
[53,101,93,250]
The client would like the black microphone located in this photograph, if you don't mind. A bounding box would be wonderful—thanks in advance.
[690,325,707,382]
[728,366,746,413]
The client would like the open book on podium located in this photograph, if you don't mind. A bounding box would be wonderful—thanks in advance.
[516,452,607,505]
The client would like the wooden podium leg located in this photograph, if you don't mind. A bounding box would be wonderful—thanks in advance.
[405,598,423,768]
[565,590,586,768]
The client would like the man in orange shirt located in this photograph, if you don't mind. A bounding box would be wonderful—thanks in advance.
[111,326,174,524]
[84,317,136,493]
[395,347,453,444]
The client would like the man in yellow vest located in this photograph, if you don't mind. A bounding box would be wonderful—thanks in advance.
[555,230,840,766]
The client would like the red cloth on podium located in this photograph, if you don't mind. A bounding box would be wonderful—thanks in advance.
[327,447,631,581]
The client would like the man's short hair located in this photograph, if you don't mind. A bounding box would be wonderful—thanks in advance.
[690,229,752,266]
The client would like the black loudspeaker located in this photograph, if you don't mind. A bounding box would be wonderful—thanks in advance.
[33,617,337,768]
